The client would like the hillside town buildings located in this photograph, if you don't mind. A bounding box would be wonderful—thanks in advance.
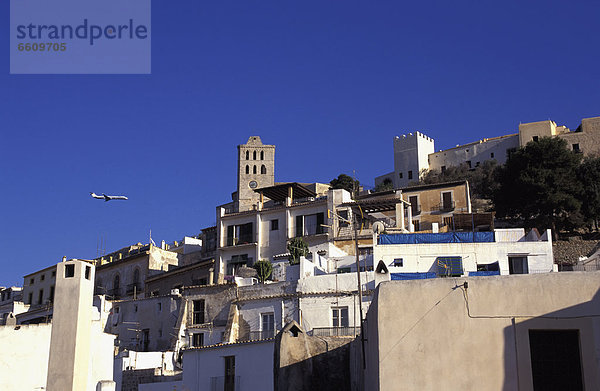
[1,122,598,390]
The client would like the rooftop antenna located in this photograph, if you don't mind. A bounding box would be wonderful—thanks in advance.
[97,235,106,257]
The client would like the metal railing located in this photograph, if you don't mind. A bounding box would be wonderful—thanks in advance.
[108,288,121,299]
[210,376,240,391]
[126,283,142,295]
[238,330,276,341]
[225,234,254,247]
[311,327,360,337]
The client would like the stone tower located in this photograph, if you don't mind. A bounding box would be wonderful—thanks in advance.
[236,136,275,212]
[46,260,95,391]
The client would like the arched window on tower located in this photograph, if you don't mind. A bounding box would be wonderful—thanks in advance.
[246,165,250,174]
[245,151,249,160]
[260,151,264,160]
[253,151,257,160]
[253,165,257,174]
[261,165,266,174]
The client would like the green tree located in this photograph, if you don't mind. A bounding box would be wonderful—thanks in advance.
[492,137,583,238]
[287,237,309,265]
[253,259,273,283]
[577,156,600,230]
[330,174,360,197]
[373,178,394,193]
[421,160,499,199]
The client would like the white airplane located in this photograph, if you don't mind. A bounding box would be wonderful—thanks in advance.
[90,192,128,202]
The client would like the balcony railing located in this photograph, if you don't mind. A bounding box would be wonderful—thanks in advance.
[210,376,240,391]
[225,234,254,247]
[108,288,121,299]
[126,283,142,295]
[410,205,421,216]
[431,201,455,212]
[311,327,360,337]
[238,330,276,341]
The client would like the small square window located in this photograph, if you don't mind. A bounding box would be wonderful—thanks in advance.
[532,136,539,142]
[192,333,204,347]
[51,271,56,277]
[30,278,34,285]
[393,258,403,267]
[65,264,75,278]
[271,219,279,231]
[399,172,403,179]
[490,152,494,158]
[408,171,413,180]
[41,274,45,281]
[573,144,580,152]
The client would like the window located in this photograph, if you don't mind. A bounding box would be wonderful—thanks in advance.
[41,274,45,281]
[157,302,162,311]
[332,307,349,327]
[399,172,403,179]
[412,220,420,231]
[226,222,253,246]
[295,212,325,237]
[270,219,279,231]
[261,312,275,338]
[253,165,257,174]
[441,191,454,211]
[490,152,494,158]
[441,166,446,173]
[408,170,413,180]
[227,254,252,275]
[65,264,74,278]
[260,151,264,160]
[245,151,249,160]
[253,151,257,160]
[85,266,91,280]
[261,165,266,174]
[134,305,138,312]
[573,143,581,153]
[475,162,480,167]
[508,256,528,274]
[30,278,34,284]
[337,267,351,274]
[28,292,33,304]
[141,329,150,351]
[393,258,403,267]
[224,356,236,391]
[245,165,249,174]
[193,299,205,324]
[466,160,472,169]
[529,330,583,390]
[408,195,419,215]
[338,210,349,227]
[49,286,55,302]
[437,256,463,277]
[37,289,44,304]
[133,268,140,285]
[443,216,454,227]
[532,136,539,142]
[192,333,204,347]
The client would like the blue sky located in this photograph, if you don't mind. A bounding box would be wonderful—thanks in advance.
[1,0,599,286]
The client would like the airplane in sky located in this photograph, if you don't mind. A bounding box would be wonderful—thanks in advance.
[90,192,128,202]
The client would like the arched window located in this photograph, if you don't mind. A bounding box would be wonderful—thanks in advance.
[133,268,140,285]
[260,151,264,160]
[245,151,249,160]
[114,274,120,290]
[261,165,266,174]
[253,165,257,174]
[246,165,249,174]
[253,151,257,160]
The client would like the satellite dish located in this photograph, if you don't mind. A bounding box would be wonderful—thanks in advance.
[373,221,385,234]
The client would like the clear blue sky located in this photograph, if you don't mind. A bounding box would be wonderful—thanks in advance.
[1,1,599,286]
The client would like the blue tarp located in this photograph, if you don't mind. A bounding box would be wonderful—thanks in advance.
[379,231,494,245]
[468,271,501,276]
[391,272,437,280]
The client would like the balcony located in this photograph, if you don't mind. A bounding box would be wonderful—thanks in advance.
[410,205,421,216]
[238,330,276,341]
[225,234,254,247]
[311,327,360,337]
[210,376,240,391]
[126,283,142,295]
[108,288,121,299]
[431,201,455,212]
